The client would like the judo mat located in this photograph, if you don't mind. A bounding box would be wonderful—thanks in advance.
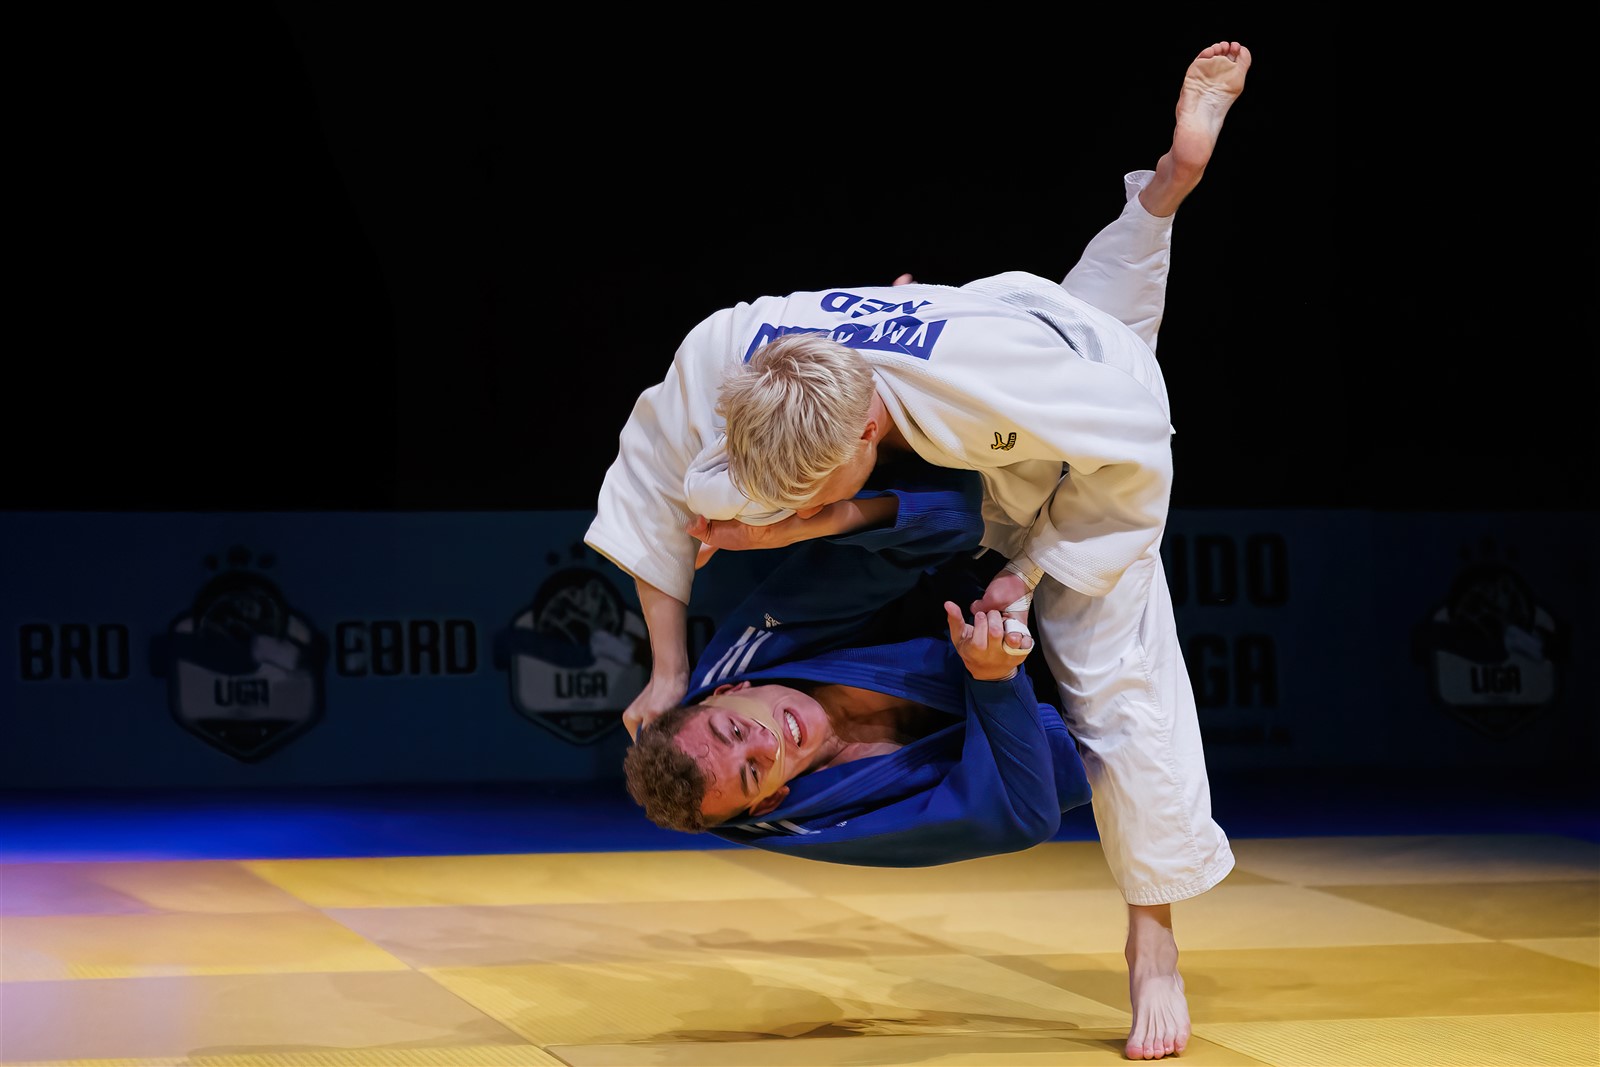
[1,781,1596,1067]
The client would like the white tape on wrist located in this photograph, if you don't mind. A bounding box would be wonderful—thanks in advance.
[1001,558,1043,614]
[996,557,1041,654]
[1002,558,1044,589]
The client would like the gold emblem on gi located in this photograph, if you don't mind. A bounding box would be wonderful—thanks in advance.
[991,431,1017,451]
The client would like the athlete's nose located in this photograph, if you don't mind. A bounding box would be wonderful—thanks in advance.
[744,716,779,766]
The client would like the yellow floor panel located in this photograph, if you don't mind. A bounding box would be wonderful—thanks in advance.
[1316,878,1600,939]
[1510,936,1600,967]
[999,942,1600,1022]
[240,851,810,908]
[712,840,1129,894]
[717,840,1283,896]
[427,952,1128,1046]
[0,860,314,916]
[0,911,409,981]
[4,1047,564,1067]
[3,833,1597,1067]
[1196,1013,1600,1067]
[825,886,1132,955]
[832,882,1486,956]
[1227,834,1600,886]
[324,897,954,969]
[550,1028,1273,1066]
[0,971,532,1063]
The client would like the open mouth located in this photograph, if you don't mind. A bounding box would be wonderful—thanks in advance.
[783,709,801,746]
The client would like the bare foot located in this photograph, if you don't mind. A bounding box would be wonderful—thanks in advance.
[1125,904,1191,1060]
[1139,41,1252,217]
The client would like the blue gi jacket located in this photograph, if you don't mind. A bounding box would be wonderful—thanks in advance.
[687,462,1092,868]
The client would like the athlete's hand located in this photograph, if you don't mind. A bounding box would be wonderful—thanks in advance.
[971,570,1033,654]
[687,514,805,554]
[944,602,1026,681]
[623,670,688,741]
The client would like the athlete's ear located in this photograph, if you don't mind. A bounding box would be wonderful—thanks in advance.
[862,393,887,443]
[710,681,751,697]
[748,785,789,819]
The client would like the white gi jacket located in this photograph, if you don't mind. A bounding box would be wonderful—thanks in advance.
[586,269,1173,606]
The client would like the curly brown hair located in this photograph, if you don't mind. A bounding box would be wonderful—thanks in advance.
[622,704,717,833]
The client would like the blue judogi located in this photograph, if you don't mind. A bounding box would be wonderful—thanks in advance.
[686,462,1092,868]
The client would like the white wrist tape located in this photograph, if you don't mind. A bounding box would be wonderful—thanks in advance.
[1003,558,1044,590]
[1001,558,1043,613]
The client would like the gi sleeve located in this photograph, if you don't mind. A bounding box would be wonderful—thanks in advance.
[687,467,986,694]
[683,437,794,526]
[931,671,1069,856]
[585,316,729,606]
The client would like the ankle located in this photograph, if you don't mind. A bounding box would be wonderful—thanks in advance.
[1137,153,1204,218]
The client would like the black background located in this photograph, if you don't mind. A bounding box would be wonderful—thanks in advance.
[7,8,1595,514]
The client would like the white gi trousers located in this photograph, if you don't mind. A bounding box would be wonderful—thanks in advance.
[1037,170,1235,905]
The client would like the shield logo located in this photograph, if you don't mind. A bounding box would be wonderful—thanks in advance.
[498,566,646,744]
[154,567,327,761]
[1412,557,1564,738]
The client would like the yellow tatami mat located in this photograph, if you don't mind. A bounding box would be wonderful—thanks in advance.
[2,834,1596,1066]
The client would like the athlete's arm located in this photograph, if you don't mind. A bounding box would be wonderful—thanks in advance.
[688,496,897,556]
[623,579,691,740]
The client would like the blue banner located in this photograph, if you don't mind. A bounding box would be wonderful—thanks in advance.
[2,510,1594,788]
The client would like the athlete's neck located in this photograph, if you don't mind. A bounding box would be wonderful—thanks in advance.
[810,684,944,765]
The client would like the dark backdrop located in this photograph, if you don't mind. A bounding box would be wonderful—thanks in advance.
[8,8,1595,513]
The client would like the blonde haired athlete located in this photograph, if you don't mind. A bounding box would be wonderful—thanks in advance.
[587,41,1252,1061]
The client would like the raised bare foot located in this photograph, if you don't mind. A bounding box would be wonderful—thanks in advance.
[1139,40,1252,217]
[1124,904,1191,1060]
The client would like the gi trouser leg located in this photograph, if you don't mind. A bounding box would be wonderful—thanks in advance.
[1040,167,1233,903]
[1034,545,1235,905]
[1063,169,1174,360]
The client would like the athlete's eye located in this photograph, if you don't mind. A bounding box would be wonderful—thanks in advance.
[731,722,742,741]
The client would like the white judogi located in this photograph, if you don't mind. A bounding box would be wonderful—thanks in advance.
[586,171,1233,906]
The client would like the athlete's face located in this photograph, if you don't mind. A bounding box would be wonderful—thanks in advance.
[674,681,835,824]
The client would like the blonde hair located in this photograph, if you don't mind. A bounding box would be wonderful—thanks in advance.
[718,332,875,511]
